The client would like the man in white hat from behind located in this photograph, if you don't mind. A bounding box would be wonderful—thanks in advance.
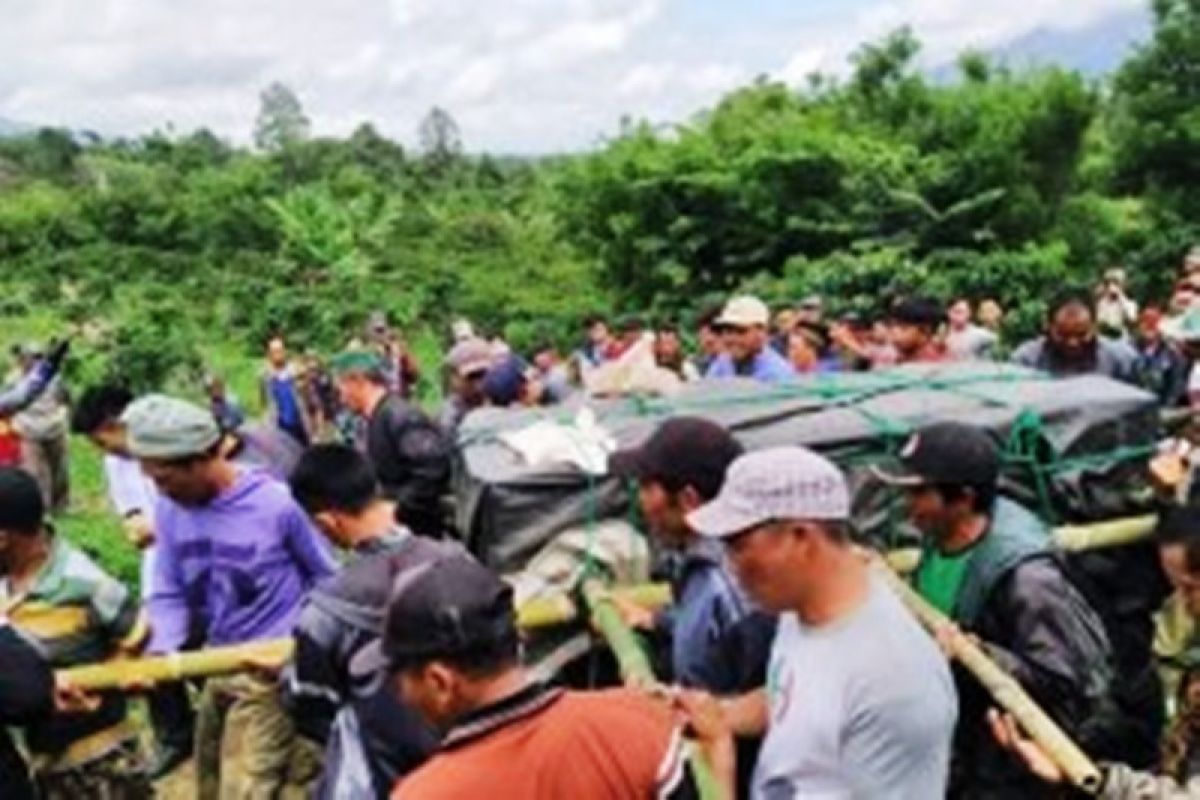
[704,295,796,383]
[677,446,957,799]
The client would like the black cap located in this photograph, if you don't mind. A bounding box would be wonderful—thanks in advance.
[609,417,743,499]
[889,296,945,330]
[350,550,516,678]
[873,422,1001,488]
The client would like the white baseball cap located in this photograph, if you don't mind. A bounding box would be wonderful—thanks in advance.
[716,295,770,328]
[687,446,850,538]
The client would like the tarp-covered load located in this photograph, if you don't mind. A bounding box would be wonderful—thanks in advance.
[454,363,1159,572]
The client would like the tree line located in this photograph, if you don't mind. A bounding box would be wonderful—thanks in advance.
[0,0,1196,393]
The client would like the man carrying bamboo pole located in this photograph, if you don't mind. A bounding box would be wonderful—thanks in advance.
[283,444,442,798]
[681,446,957,798]
[608,418,774,696]
[71,383,196,779]
[874,421,1120,797]
[610,417,776,797]
[123,394,337,799]
[350,550,731,799]
[0,467,151,798]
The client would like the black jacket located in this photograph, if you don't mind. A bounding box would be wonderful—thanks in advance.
[943,499,1115,799]
[366,394,451,536]
[283,530,444,799]
[0,622,54,800]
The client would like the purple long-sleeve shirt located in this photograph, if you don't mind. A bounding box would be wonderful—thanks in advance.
[147,469,336,654]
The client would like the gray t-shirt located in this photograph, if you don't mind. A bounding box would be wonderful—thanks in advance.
[754,573,957,799]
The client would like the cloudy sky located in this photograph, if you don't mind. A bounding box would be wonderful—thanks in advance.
[0,0,1145,153]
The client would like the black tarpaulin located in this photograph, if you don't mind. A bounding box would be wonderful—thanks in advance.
[454,363,1159,572]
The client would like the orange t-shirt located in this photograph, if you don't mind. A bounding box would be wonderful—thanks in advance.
[393,687,687,800]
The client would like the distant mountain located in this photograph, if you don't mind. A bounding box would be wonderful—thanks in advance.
[931,7,1152,81]
[995,8,1152,75]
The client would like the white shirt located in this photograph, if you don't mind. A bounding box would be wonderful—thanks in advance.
[754,573,957,799]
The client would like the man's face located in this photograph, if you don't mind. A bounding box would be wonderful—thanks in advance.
[654,332,682,362]
[948,301,971,329]
[396,664,462,732]
[978,301,1003,328]
[903,484,953,542]
[723,521,807,612]
[140,458,216,507]
[589,322,611,346]
[698,325,723,357]
[267,339,287,368]
[1048,304,1097,360]
[787,333,818,371]
[722,324,765,362]
[336,374,368,414]
[1138,317,1161,345]
[453,369,488,405]
[1161,543,1200,617]
[89,421,129,457]
[889,322,927,356]
[774,310,797,337]
[310,510,354,550]
[637,480,691,549]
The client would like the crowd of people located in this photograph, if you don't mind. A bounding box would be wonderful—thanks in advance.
[2,249,1200,798]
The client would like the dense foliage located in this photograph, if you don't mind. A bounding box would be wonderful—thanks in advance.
[0,2,1198,391]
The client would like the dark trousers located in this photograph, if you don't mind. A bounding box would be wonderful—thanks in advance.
[148,681,195,753]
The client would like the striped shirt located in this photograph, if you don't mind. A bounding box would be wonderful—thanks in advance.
[1,534,140,760]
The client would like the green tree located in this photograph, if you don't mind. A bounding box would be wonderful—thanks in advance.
[1110,0,1200,219]
[418,107,463,175]
[253,82,312,152]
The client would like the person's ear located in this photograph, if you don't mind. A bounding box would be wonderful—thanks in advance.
[426,662,458,699]
[313,511,340,539]
[677,485,704,514]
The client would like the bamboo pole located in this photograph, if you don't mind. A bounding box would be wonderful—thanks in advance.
[59,582,674,691]
[517,583,672,629]
[581,580,725,800]
[60,639,296,692]
[1053,514,1157,553]
[873,561,1103,794]
[887,515,1159,575]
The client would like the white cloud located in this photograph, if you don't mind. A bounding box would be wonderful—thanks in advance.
[0,0,1147,152]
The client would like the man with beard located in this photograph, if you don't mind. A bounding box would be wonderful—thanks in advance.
[1012,288,1139,382]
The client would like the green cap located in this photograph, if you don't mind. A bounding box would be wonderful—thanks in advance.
[121,394,221,459]
[329,350,385,376]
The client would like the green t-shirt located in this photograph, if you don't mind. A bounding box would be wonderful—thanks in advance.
[915,546,975,617]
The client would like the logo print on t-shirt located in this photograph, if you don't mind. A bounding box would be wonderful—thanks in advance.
[767,660,794,723]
